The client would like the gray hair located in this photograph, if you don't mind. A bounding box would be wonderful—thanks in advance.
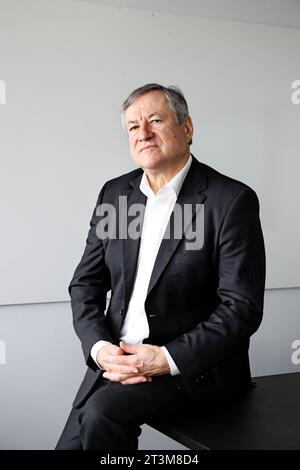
[121,83,192,144]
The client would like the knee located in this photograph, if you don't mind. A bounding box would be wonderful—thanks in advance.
[79,396,119,431]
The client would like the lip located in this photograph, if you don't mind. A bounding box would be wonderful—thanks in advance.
[140,145,157,153]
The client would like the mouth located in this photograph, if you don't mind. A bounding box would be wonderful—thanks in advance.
[140,145,157,153]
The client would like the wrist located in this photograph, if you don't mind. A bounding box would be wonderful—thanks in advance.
[157,346,171,374]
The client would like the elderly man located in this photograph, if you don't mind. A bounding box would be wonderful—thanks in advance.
[56,83,265,450]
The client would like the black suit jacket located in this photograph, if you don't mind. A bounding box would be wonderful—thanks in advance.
[69,155,266,408]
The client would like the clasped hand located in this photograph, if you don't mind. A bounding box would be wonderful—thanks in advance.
[96,341,170,385]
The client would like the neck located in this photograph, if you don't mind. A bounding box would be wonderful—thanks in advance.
[145,153,190,194]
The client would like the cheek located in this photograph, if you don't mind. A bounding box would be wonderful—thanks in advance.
[129,142,140,161]
[163,132,180,147]
[129,139,137,152]
[162,127,178,140]
[170,132,186,147]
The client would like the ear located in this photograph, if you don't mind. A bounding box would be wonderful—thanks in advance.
[184,116,193,144]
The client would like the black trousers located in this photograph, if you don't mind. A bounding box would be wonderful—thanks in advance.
[55,374,189,450]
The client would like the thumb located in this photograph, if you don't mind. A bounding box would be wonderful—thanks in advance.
[112,347,125,355]
[106,344,125,355]
[119,341,138,354]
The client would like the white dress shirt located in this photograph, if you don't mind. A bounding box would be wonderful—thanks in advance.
[91,154,192,375]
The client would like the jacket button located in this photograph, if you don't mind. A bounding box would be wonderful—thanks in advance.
[195,378,200,383]
[120,309,124,316]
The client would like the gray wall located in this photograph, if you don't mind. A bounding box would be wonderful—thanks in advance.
[1,288,299,450]
[1,0,300,305]
[1,0,300,451]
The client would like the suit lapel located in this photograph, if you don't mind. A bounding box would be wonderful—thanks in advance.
[147,156,208,297]
[121,156,208,309]
[121,172,146,312]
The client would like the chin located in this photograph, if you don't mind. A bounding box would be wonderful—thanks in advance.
[140,158,162,170]
[135,153,163,170]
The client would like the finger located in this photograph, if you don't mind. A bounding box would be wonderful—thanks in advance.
[111,348,125,356]
[103,371,134,382]
[104,354,143,368]
[121,376,151,385]
[103,362,139,374]
[119,341,138,354]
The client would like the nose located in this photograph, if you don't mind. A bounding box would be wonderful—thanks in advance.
[137,122,153,141]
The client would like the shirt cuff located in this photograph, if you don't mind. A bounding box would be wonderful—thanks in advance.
[90,340,113,369]
[161,346,180,376]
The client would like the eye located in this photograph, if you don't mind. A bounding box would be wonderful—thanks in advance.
[129,125,139,132]
[150,119,161,124]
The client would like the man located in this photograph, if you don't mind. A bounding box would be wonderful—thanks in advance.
[56,83,265,450]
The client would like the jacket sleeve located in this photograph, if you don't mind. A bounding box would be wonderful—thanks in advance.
[69,182,113,369]
[164,187,266,380]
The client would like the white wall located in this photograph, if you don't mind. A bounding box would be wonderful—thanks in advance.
[0,289,299,449]
[1,0,300,305]
[82,0,300,29]
[0,301,187,449]
[1,0,300,450]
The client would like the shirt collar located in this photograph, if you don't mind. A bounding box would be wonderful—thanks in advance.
[140,154,192,199]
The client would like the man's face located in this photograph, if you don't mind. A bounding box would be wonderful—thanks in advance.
[124,90,193,172]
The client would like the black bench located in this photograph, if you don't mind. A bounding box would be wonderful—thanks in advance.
[147,372,300,450]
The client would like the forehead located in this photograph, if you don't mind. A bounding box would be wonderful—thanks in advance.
[124,90,172,121]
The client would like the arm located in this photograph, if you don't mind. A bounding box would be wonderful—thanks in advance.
[164,187,266,380]
[69,182,114,370]
[71,187,152,381]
